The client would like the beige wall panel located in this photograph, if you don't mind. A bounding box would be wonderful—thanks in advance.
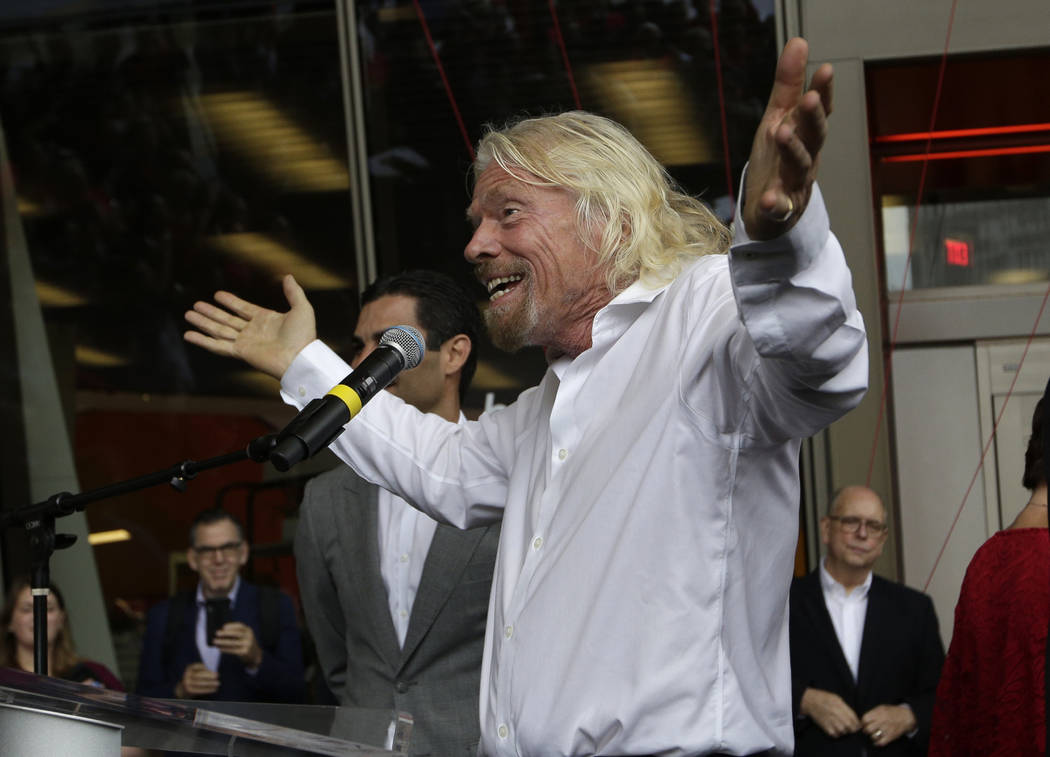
[803,0,1050,61]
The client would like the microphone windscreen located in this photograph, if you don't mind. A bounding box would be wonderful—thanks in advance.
[381,325,425,369]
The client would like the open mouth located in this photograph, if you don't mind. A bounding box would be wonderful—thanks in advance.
[486,274,524,301]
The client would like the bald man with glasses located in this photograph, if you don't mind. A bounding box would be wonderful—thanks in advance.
[789,486,944,756]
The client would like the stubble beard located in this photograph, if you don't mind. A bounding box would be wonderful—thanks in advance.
[483,282,541,353]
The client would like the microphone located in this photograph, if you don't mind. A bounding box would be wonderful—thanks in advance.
[269,325,425,471]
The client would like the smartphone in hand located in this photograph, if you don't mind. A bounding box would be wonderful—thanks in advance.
[205,598,231,644]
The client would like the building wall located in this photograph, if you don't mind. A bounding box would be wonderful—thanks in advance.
[799,0,1050,639]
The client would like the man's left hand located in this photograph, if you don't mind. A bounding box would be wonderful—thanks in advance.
[184,274,316,379]
[742,37,832,241]
[860,704,917,748]
[213,622,264,668]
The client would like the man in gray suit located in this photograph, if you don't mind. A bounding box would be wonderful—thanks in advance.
[294,270,498,757]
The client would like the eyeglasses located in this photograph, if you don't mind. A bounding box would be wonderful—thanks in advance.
[192,541,244,560]
[828,516,888,535]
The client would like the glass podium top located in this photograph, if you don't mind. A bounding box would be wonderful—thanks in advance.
[0,667,411,756]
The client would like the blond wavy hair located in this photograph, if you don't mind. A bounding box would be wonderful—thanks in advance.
[474,111,730,293]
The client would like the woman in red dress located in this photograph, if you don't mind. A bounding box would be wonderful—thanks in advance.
[930,397,1048,756]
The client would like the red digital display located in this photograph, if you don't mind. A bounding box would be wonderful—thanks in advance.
[944,238,971,267]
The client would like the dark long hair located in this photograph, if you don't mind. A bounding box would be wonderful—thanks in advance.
[1023,396,1045,490]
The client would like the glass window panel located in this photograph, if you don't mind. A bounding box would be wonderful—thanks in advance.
[355,0,779,406]
[0,1,349,698]
[868,50,1050,292]
[0,0,782,698]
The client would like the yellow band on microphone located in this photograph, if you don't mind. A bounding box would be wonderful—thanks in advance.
[327,384,364,419]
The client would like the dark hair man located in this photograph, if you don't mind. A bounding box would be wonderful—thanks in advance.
[295,270,497,756]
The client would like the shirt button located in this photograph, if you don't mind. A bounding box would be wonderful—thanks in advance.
[558,448,567,460]
[497,724,509,739]
[400,553,409,563]
[400,609,408,618]
[532,536,543,550]
[504,625,513,639]
[298,386,307,397]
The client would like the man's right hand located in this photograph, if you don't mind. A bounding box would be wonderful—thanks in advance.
[174,662,220,699]
[184,273,317,379]
[800,687,861,738]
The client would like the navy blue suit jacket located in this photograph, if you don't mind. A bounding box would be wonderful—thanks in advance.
[137,582,304,703]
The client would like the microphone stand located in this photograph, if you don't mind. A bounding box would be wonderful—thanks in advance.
[0,433,279,676]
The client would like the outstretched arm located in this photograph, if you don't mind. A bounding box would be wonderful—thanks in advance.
[725,38,865,443]
[742,37,832,240]
[183,274,317,379]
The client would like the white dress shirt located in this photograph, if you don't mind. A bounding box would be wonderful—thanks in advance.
[377,489,438,648]
[281,183,867,756]
[819,558,872,681]
[376,412,466,648]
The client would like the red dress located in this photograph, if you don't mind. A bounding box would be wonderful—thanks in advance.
[929,528,1049,756]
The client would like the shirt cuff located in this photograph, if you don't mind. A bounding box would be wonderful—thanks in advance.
[899,702,918,738]
[730,176,830,284]
[280,340,352,409]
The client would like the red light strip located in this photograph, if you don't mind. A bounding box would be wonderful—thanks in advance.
[412,0,474,161]
[709,0,736,213]
[547,0,582,110]
[874,122,1050,143]
[881,143,1050,163]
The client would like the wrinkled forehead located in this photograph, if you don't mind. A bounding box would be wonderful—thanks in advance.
[471,162,533,199]
[467,163,574,219]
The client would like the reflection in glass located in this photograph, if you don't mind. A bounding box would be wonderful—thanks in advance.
[0,0,783,701]
[0,2,351,698]
[1,5,355,398]
[354,0,778,403]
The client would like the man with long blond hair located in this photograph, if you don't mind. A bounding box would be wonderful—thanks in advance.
[185,38,867,757]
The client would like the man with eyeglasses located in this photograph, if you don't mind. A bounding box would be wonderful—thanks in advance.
[789,486,944,756]
[137,507,305,703]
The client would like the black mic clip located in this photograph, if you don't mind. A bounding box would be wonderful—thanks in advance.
[270,396,349,472]
[267,324,425,473]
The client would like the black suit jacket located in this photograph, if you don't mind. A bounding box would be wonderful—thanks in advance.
[789,570,944,756]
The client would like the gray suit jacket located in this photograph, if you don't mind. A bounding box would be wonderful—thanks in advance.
[295,465,499,757]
